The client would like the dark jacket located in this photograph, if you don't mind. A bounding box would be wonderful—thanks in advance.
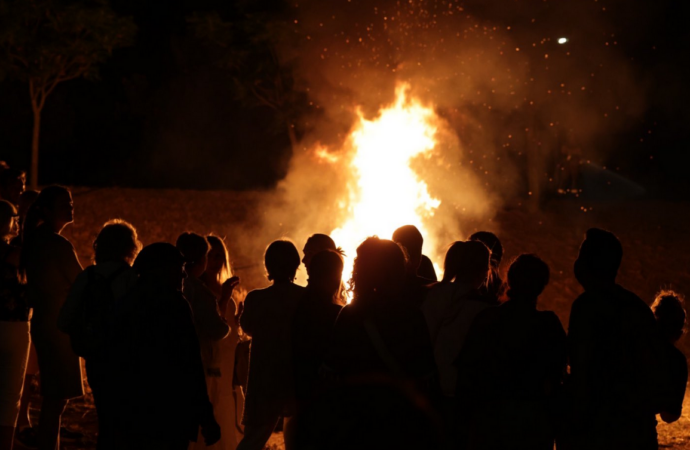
[108,279,214,443]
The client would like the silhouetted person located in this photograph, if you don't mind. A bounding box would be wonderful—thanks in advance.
[200,235,245,450]
[0,200,29,450]
[422,241,492,399]
[322,237,436,392]
[108,243,220,450]
[566,228,663,450]
[302,234,339,274]
[469,231,504,305]
[419,255,438,282]
[392,225,435,307]
[238,240,305,450]
[456,254,566,450]
[288,378,442,450]
[0,169,25,208]
[57,220,141,449]
[651,290,687,424]
[20,186,83,450]
[292,250,344,409]
[176,232,239,450]
[422,240,491,448]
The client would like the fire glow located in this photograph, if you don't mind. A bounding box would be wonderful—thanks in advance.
[323,84,442,285]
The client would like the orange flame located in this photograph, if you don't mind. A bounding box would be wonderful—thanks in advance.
[330,84,441,289]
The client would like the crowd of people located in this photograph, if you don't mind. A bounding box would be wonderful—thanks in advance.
[0,165,687,450]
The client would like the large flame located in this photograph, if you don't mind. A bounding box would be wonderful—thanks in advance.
[327,84,441,286]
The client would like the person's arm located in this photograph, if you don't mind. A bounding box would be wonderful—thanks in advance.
[59,238,83,284]
[218,276,240,318]
[193,288,230,341]
[57,268,89,333]
[567,297,595,424]
[239,291,258,336]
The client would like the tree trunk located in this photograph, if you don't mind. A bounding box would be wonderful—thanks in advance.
[30,106,41,190]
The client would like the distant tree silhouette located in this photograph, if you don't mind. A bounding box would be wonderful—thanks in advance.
[188,8,308,152]
[0,0,136,188]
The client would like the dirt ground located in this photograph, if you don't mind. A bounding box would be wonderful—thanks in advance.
[25,187,690,449]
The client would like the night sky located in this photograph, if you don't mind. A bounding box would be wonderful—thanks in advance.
[0,0,688,197]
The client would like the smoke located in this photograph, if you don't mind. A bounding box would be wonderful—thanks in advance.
[254,0,648,275]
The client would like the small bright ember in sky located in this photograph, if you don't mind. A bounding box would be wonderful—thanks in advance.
[558,37,568,44]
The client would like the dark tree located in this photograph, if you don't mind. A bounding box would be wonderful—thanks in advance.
[0,0,136,188]
[189,9,308,152]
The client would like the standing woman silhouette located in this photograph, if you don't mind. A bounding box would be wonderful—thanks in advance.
[20,186,83,450]
[199,235,243,450]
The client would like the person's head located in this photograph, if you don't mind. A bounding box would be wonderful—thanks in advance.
[506,254,550,305]
[308,249,344,301]
[350,237,406,302]
[652,290,686,343]
[0,168,26,206]
[392,225,424,275]
[303,233,338,271]
[265,239,301,283]
[93,219,142,266]
[469,231,503,268]
[176,232,210,278]
[574,228,623,290]
[133,243,186,290]
[23,185,73,236]
[0,200,19,242]
[442,240,491,289]
[18,189,39,220]
[205,235,232,283]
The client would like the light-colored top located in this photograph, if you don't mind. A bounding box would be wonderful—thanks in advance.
[183,276,230,373]
[422,282,491,397]
[58,261,138,333]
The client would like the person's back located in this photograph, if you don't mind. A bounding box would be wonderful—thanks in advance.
[237,239,304,450]
[293,250,344,405]
[567,228,662,449]
[241,282,304,420]
[323,238,436,388]
[325,297,435,381]
[457,255,566,450]
[108,243,218,449]
[422,240,493,398]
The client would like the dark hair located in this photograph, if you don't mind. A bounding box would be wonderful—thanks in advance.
[469,231,503,266]
[176,232,210,266]
[133,242,185,277]
[578,228,623,281]
[94,219,142,265]
[306,234,337,252]
[442,240,491,283]
[392,225,424,259]
[265,239,301,282]
[506,254,550,300]
[309,249,344,283]
[350,237,406,302]
[22,185,71,238]
[652,290,686,342]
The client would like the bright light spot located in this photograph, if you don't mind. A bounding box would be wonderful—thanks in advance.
[558,37,568,44]
[330,84,441,293]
